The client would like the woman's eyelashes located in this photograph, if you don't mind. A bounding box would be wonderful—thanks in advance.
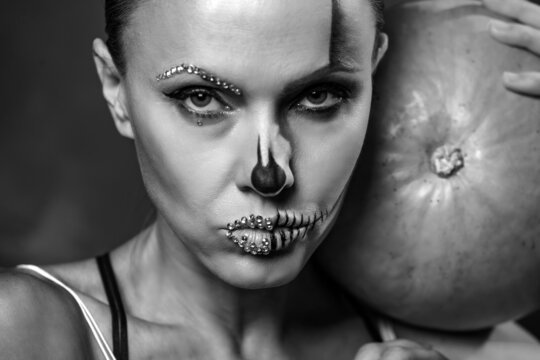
[164,83,353,122]
[292,85,350,115]
[166,87,234,119]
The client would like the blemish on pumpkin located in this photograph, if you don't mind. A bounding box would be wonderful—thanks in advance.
[429,145,465,178]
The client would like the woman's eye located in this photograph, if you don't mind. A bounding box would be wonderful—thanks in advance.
[294,87,345,112]
[184,91,223,111]
[166,88,233,118]
[190,92,212,107]
[306,89,330,105]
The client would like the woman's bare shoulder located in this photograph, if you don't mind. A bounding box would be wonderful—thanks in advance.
[0,268,93,359]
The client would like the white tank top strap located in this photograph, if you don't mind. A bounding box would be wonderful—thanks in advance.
[16,265,116,360]
[375,316,398,342]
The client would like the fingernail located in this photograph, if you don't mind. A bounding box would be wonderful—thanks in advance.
[489,19,510,33]
[503,72,521,82]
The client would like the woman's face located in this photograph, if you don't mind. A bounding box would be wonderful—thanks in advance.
[98,0,384,288]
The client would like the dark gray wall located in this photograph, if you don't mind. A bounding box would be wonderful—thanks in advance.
[0,2,148,265]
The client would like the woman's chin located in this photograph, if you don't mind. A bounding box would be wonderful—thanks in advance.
[207,243,312,290]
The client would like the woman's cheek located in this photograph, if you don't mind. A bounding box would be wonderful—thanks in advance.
[292,98,371,204]
[128,106,219,216]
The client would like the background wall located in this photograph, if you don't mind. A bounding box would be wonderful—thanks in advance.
[0,1,149,265]
[1,0,538,338]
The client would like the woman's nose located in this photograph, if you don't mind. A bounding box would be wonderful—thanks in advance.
[236,113,294,197]
[250,136,289,196]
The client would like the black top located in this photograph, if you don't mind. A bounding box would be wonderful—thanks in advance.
[311,262,384,343]
[96,253,129,360]
[94,254,382,360]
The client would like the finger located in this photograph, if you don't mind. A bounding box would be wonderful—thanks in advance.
[503,71,540,95]
[489,19,540,54]
[354,343,383,360]
[384,339,433,351]
[380,346,448,360]
[483,0,540,29]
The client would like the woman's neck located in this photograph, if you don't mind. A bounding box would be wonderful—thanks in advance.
[113,216,290,358]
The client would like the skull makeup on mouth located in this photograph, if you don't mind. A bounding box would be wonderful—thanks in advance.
[226,209,329,256]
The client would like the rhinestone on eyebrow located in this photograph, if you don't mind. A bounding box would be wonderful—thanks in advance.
[156,63,243,96]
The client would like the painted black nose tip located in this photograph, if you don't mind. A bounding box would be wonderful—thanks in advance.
[251,158,287,195]
[250,138,288,196]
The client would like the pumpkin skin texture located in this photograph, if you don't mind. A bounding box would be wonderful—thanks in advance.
[317,0,540,330]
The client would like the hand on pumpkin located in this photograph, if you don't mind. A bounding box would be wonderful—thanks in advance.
[354,339,449,360]
[482,0,540,95]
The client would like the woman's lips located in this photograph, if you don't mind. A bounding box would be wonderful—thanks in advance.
[227,215,274,232]
[225,210,327,256]
[226,229,273,255]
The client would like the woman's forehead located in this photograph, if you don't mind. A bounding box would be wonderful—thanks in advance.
[126,0,372,87]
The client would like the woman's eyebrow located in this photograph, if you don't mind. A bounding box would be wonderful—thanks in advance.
[155,63,243,96]
[282,63,360,96]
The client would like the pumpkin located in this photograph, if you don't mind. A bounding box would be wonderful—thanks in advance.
[317,0,540,330]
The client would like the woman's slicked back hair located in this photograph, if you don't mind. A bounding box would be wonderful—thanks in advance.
[104,0,385,74]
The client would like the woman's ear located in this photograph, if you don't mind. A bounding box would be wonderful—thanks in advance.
[92,38,134,139]
[372,32,389,74]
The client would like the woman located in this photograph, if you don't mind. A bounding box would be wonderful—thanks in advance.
[0,0,447,359]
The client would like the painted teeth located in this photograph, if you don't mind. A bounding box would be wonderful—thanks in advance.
[291,228,299,242]
[298,226,308,240]
[273,231,283,251]
[286,213,294,227]
[282,229,292,248]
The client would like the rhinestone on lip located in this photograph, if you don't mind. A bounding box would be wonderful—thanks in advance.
[156,63,243,96]
[227,232,272,256]
[225,214,277,256]
[226,232,273,256]
[265,218,274,231]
